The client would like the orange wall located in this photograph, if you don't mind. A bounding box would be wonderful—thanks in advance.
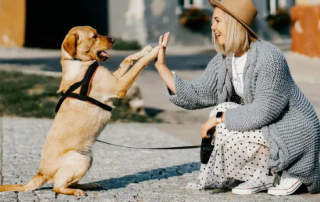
[0,0,25,47]
[291,5,320,58]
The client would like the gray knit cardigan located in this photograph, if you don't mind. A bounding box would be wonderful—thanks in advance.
[166,40,320,193]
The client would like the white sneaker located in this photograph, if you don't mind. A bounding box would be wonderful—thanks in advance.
[268,172,302,196]
[232,180,273,195]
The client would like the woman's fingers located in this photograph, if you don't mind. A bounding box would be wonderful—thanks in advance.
[201,125,210,138]
[162,32,170,48]
[159,35,163,48]
[202,131,209,138]
[201,116,219,138]
[202,134,209,139]
[155,33,169,68]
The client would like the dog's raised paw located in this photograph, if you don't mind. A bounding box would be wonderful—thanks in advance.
[126,55,139,61]
[149,46,160,55]
[142,45,153,52]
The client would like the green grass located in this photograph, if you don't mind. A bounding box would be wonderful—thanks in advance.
[0,70,161,123]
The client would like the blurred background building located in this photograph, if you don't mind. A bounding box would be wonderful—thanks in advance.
[109,0,296,46]
[0,0,109,49]
[0,0,319,57]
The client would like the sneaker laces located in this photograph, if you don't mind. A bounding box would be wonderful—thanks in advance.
[276,172,295,188]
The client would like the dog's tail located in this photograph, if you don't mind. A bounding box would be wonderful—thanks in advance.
[0,172,47,192]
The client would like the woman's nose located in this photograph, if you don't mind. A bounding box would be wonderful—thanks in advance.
[211,22,216,31]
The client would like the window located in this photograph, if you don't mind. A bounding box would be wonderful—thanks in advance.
[176,0,203,15]
[267,0,278,15]
[267,0,295,15]
[178,0,202,8]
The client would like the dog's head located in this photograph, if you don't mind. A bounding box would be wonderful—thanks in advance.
[61,26,114,62]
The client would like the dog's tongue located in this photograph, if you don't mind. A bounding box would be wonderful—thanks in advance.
[100,51,109,58]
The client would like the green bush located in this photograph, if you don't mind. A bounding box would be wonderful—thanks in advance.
[112,38,141,50]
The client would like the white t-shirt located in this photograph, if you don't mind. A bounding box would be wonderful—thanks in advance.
[232,52,247,98]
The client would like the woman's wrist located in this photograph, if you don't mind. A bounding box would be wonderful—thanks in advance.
[216,112,225,123]
[155,64,176,94]
[222,112,225,123]
[156,64,167,70]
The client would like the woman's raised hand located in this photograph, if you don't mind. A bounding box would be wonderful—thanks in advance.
[154,32,176,94]
[155,32,170,69]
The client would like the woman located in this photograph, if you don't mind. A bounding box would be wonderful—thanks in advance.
[155,0,320,196]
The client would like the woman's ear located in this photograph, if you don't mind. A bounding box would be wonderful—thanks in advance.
[62,33,78,57]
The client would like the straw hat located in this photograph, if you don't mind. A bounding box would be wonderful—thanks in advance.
[208,0,258,39]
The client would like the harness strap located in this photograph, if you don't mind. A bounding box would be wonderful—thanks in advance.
[58,93,113,112]
[55,61,113,113]
[80,62,99,99]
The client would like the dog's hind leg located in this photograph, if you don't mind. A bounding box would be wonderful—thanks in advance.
[53,167,86,196]
[53,151,92,196]
[113,46,153,78]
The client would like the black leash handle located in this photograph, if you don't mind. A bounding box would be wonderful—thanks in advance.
[96,139,200,150]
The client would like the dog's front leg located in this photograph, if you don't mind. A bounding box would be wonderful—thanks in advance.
[113,46,153,78]
[116,46,159,98]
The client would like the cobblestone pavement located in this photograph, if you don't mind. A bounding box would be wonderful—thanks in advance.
[0,117,313,202]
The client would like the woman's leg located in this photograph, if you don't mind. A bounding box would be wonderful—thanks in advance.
[186,102,274,193]
[220,128,275,194]
[222,128,273,182]
[186,102,241,190]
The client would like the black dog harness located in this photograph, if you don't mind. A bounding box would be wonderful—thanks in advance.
[55,61,113,113]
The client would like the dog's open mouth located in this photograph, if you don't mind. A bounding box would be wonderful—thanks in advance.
[98,50,110,61]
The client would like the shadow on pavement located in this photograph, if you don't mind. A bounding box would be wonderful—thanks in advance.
[96,162,200,190]
[36,162,200,191]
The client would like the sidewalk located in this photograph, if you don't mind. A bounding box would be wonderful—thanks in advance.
[0,44,320,201]
[0,117,315,202]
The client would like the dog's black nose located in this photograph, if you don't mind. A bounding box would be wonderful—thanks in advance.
[109,38,115,43]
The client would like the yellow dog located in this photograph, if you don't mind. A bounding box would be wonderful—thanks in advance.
[0,26,159,196]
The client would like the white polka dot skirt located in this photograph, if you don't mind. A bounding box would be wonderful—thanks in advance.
[187,102,274,190]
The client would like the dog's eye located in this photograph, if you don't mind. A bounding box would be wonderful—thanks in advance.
[93,35,98,39]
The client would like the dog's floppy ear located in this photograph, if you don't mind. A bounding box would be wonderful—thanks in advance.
[62,33,78,58]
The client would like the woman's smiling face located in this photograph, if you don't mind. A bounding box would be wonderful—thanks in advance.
[211,8,226,46]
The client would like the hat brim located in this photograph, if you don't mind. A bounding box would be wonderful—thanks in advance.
[209,0,258,40]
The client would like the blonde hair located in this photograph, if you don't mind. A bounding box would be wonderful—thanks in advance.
[213,9,257,55]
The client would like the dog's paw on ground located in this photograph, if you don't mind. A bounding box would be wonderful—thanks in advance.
[73,189,86,197]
